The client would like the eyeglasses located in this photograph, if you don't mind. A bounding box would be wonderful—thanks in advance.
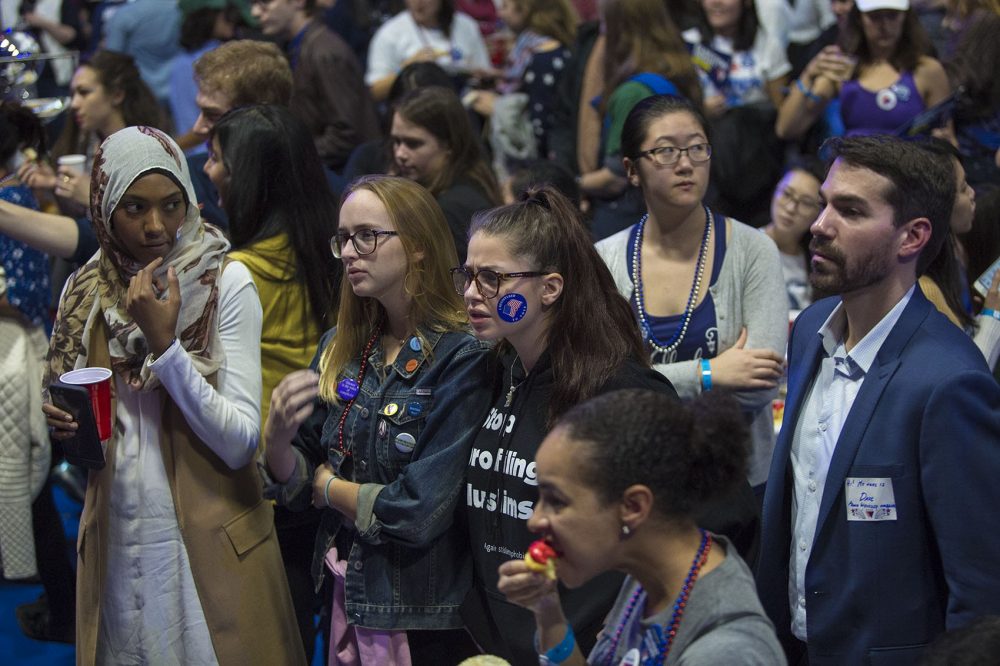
[330,229,399,258]
[450,267,545,298]
[778,187,822,211]
[637,143,712,166]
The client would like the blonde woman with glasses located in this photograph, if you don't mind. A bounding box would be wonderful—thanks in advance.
[261,175,489,664]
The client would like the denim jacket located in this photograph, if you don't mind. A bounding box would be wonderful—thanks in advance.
[264,325,491,630]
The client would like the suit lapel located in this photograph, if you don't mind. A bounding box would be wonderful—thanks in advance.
[776,330,825,467]
[813,290,932,537]
[765,303,834,527]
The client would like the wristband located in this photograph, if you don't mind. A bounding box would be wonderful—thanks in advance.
[541,625,575,665]
[324,475,336,508]
[700,358,712,391]
[981,308,1000,321]
[795,78,822,104]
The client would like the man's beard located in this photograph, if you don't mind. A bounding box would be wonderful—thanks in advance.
[809,237,892,298]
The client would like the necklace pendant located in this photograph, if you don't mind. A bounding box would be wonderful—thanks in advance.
[504,385,516,407]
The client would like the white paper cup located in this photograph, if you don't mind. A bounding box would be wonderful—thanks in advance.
[57,154,86,169]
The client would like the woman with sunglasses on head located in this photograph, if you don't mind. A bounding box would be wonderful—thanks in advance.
[262,175,489,664]
[456,185,680,664]
[596,95,787,496]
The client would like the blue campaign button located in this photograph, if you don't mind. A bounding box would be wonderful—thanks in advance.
[407,402,423,417]
[336,377,359,400]
[409,336,422,352]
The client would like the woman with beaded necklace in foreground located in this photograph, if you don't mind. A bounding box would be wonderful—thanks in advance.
[497,389,785,665]
[595,95,787,502]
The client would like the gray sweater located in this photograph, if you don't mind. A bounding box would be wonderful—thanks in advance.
[588,536,786,666]
[596,217,787,486]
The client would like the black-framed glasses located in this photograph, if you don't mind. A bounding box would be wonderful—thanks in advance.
[450,267,545,298]
[637,143,712,166]
[330,229,399,258]
[777,187,822,211]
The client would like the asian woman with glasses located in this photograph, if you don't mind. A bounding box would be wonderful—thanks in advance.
[455,185,679,663]
[595,94,787,496]
[262,174,489,664]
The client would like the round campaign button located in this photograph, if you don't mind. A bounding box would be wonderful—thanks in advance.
[497,293,528,323]
[383,403,399,417]
[394,432,417,453]
[336,378,359,401]
[409,337,422,352]
[405,359,419,372]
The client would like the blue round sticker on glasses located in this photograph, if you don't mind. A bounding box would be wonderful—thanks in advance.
[497,293,528,323]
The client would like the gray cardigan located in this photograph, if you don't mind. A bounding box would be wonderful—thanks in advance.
[596,217,788,486]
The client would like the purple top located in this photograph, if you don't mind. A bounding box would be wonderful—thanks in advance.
[840,71,925,136]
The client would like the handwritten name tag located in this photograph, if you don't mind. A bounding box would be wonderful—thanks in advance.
[845,477,897,521]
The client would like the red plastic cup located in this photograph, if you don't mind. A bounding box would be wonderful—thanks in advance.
[60,368,113,441]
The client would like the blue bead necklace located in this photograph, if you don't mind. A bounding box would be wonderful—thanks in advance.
[631,206,712,354]
[604,528,713,666]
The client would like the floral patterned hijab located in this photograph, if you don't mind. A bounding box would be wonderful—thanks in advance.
[45,126,230,392]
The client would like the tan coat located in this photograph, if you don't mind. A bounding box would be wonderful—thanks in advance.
[76,322,305,666]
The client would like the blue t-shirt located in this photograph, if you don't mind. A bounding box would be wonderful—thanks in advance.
[1,185,51,331]
[627,211,726,365]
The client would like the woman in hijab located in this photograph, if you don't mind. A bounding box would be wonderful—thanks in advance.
[43,126,304,665]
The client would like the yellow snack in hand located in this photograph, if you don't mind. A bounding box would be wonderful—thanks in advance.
[524,540,558,580]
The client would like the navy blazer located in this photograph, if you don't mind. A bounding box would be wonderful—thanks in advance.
[756,287,1000,665]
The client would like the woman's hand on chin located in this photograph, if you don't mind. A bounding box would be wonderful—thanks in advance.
[126,256,181,357]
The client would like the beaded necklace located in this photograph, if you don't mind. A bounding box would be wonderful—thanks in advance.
[605,528,713,666]
[631,206,712,354]
[334,324,383,458]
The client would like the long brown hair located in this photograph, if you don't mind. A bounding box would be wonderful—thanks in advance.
[840,7,931,72]
[470,186,647,425]
[389,86,502,205]
[318,175,469,402]
[602,0,702,110]
[519,0,579,48]
[52,51,162,158]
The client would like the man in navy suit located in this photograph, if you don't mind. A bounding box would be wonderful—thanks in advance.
[756,135,1000,665]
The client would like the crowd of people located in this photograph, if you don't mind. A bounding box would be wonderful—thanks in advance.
[2,0,1000,665]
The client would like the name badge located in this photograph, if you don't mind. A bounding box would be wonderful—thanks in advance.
[845,477,897,521]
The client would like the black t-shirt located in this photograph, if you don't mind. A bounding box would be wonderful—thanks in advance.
[462,349,678,665]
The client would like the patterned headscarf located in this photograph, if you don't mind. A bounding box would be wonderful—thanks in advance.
[45,126,230,392]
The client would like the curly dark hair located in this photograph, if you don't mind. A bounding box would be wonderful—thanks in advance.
[557,389,749,519]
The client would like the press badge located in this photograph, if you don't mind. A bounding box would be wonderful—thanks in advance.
[845,477,897,521]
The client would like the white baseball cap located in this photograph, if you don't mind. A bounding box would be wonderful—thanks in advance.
[855,0,910,11]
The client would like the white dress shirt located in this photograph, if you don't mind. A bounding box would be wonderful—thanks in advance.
[788,286,914,640]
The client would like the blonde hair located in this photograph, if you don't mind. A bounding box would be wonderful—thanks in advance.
[318,176,469,402]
